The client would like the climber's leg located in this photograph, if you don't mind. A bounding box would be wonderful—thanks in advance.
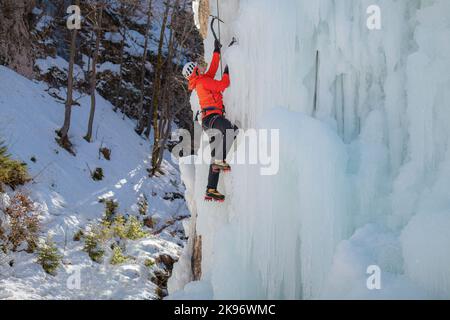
[209,116,239,172]
[203,115,225,201]
[207,162,220,190]
[202,114,238,201]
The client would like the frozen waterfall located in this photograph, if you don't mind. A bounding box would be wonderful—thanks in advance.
[168,0,450,299]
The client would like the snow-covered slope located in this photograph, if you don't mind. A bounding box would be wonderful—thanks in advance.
[0,66,189,299]
[169,0,450,299]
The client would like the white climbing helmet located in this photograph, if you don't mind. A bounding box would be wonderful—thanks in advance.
[182,62,198,79]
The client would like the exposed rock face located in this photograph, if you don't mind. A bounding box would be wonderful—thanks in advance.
[192,234,202,280]
[153,253,179,299]
[0,0,35,78]
[198,0,210,39]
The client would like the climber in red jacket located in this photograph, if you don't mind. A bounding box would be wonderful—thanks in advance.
[183,40,238,202]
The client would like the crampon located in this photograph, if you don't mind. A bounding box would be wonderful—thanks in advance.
[205,189,225,202]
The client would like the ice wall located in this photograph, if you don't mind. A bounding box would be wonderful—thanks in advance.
[169,0,450,299]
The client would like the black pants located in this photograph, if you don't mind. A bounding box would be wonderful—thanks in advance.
[202,114,239,190]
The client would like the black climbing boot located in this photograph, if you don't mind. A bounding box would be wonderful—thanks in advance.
[205,188,225,202]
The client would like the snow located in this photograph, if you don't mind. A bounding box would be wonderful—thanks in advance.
[32,7,43,16]
[167,281,213,300]
[0,66,189,299]
[35,15,53,32]
[104,32,123,44]
[80,54,121,74]
[36,56,85,81]
[104,0,176,58]
[124,30,148,57]
[169,0,450,299]
[97,62,121,74]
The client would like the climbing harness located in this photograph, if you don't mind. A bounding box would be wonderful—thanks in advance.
[202,112,222,130]
[195,106,225,122]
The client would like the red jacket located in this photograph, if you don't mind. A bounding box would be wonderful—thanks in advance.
[188,52,230,118]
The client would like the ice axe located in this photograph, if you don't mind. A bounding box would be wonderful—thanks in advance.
[210,16,237,48]
[210,15,238,77]
[210,15,224,47]
[228,37,238,48]
[210,15,224,75]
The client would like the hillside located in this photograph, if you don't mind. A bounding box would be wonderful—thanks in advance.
[0,66,189,299]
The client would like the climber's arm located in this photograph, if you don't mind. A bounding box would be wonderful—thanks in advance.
[205,52,221,78]
[203,73,230,92]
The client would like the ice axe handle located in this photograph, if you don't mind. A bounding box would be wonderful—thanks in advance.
[210,15,224,44]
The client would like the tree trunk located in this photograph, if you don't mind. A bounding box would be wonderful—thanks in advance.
[57,0,79,155]
[148,0,171,141]
[150,0,179,174]
[117,29,125,114]
[135,0,153,135]
[85,4,104,143]
[156,116,173,170]
[59,27,76,139]
[115,0,139,117]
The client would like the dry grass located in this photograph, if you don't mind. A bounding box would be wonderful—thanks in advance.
[0,141,30,191]
[1,193,40,253]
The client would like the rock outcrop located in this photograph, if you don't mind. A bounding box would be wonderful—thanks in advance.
[0,0,35,78]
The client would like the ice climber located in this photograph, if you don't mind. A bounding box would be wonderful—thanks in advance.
[182,39,238,202]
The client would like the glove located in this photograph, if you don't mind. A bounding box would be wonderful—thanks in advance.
[214,39,222,53]
[224,65,229,75]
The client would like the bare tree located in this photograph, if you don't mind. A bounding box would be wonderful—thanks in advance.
[84,0,106,142]
[147,0,171,175]
[114,0,140,114]
[150,0,180,173]
[56,0,80,155]
[135,0,153,135]
[150,0,198,174]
